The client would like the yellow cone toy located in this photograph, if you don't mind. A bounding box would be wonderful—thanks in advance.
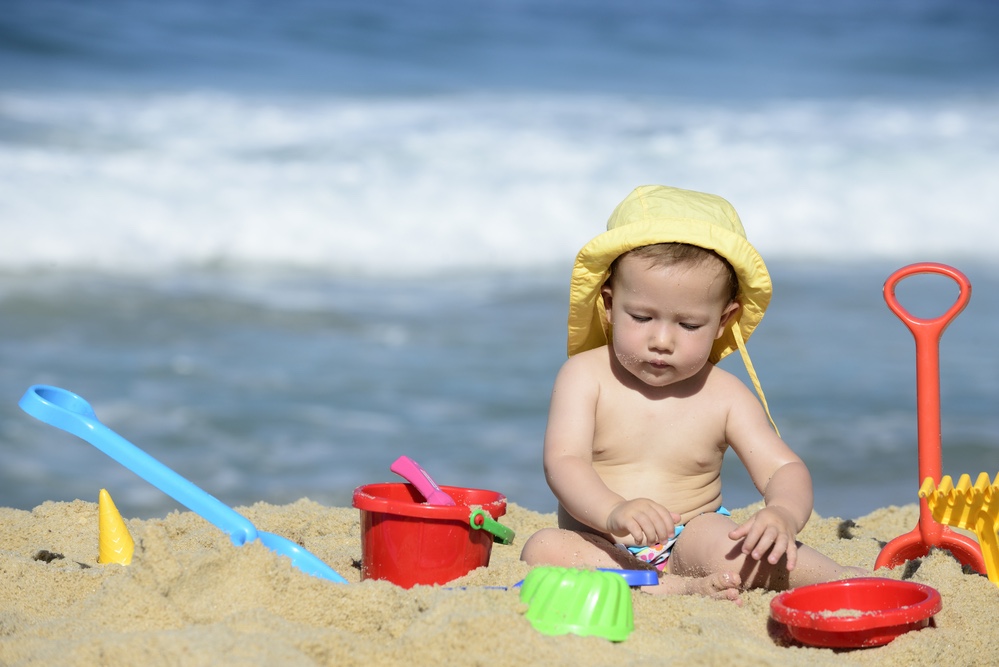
[98,488,134,565]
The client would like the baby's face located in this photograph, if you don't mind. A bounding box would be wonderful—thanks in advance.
[603,254,738,388]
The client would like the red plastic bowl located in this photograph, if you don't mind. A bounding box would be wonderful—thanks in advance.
[770,578,942,648]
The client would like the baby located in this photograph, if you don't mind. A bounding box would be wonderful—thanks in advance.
[520,185,865,601]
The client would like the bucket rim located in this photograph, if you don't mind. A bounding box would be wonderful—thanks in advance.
[352,482,507,520]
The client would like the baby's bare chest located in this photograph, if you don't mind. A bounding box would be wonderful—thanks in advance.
[591,388,729,470]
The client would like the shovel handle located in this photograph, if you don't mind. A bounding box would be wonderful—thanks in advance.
[881,263,972,555]
[882,263,971,475]
[20,385,258,546]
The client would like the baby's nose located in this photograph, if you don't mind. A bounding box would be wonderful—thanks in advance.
[649,324,674,352]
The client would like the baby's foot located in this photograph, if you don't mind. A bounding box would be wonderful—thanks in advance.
[642,571,743,603]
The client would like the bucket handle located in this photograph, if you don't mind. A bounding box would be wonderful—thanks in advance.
[469,508,515,544]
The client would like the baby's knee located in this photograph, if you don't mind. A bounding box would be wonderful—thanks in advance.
[668,514,741,575]
[519,527,564,565]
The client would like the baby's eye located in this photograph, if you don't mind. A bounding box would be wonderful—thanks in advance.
[679,322,702,331]
[628,313,652,323]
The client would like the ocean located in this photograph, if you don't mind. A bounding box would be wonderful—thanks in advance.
[1,0,998,524]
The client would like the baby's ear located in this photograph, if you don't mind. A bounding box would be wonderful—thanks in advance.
[600,285,614,324]
[715,300,741,338]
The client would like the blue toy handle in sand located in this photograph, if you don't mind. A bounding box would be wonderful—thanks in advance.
[19,385,347,584]
[510,568,657,589]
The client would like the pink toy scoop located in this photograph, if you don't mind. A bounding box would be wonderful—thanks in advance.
[390,455,457,506]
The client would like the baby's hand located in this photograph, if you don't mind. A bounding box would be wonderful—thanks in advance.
[606,498,681,546]
[728,506,800,570]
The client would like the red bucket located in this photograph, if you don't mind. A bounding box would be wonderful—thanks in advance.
[352,482,507,588]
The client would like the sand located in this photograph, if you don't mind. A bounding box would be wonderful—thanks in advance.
[1,498,996,667]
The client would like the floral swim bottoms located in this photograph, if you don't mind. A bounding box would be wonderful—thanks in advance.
[618,507,731,571]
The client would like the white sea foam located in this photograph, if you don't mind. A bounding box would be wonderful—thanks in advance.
[2,91,997,275]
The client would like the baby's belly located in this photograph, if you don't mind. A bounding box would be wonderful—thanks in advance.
[596,464,723,523]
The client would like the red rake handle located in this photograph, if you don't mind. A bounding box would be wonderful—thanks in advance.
[883,263,970,499]
[877,263,983,573]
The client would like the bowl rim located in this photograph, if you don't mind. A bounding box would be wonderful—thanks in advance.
[770,577,942,634]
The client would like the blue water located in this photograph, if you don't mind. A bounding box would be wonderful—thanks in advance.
[1,0,998,522]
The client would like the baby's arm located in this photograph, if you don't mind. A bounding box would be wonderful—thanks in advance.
[543,356,678,546]
[725,381,813,570]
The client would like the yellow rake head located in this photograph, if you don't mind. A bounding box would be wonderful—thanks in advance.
[919,473,998,586]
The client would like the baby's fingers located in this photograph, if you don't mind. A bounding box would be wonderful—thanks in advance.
[783,538,799,571]
[745,526,798,569]
[730,511,800,569]
[612,514,651,545]
[763,531,788,564]
[730,518,764,555]
[728,520,750,541]
[764,533,799,570]
[632,512,671,546]
[746,525,778,561]
[608,499,676,545]
[734,519,781,562]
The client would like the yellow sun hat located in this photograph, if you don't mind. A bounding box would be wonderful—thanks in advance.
[567,185,777,427]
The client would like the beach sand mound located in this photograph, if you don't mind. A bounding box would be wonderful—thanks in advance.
[1,499,996,666]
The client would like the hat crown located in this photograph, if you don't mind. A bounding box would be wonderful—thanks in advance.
[606,185,747,239]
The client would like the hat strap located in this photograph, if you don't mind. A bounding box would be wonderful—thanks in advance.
[732,325,780,436]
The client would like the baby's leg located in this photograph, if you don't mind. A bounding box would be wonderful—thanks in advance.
[668,512,867,591]
[520,527,742,601]
[782,546,868,588]
[520,527,645,569]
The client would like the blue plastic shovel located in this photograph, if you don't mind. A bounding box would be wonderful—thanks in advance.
[19,384,346,583]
